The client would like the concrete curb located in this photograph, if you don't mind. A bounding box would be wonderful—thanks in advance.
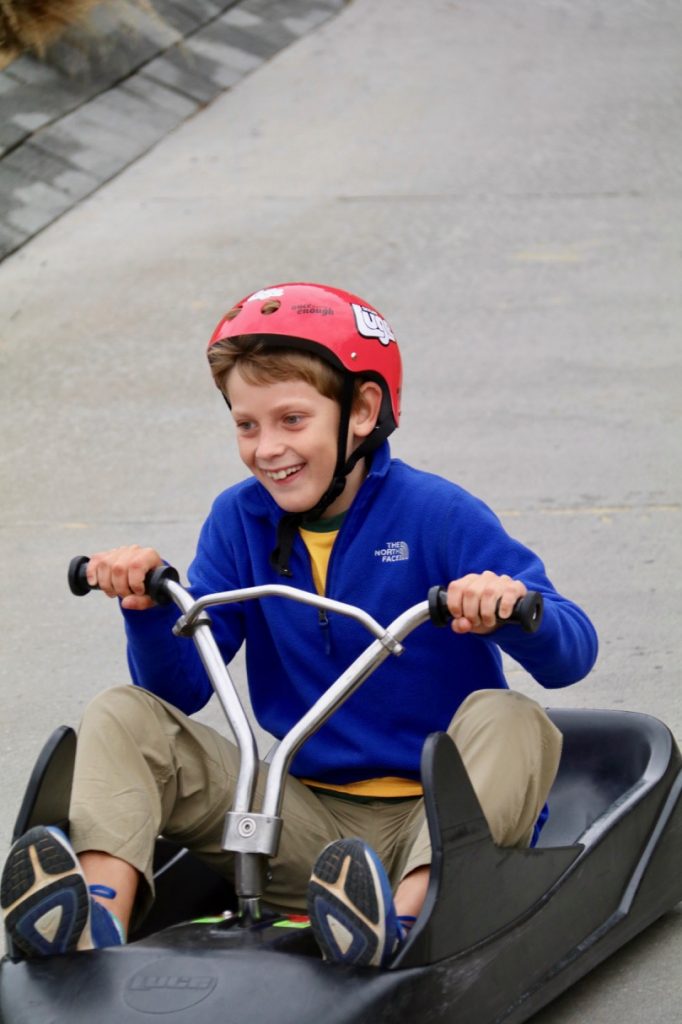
[0,0,345,262]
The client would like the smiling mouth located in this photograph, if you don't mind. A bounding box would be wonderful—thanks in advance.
[263,464,304,482]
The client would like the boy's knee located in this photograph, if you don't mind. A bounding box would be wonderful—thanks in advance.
[456,688,540,722]
[450,689,562,759]
[79,686,166,741]
[453,688,535,726]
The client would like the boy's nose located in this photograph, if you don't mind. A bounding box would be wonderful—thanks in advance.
[255,429,286,460]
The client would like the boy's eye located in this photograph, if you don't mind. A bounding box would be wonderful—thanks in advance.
[236,420,255,433]
[283,414,305,426]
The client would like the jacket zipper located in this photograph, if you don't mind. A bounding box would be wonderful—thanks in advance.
[318,609,331,655]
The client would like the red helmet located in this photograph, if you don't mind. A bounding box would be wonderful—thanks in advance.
[208,282,402,431]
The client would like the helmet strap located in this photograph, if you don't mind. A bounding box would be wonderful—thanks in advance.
[270,376,355,577]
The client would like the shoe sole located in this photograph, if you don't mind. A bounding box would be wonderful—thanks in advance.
[307,838,389,967]
[1,826,92,957]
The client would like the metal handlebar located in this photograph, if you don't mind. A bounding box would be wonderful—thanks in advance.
[69,556,542,921]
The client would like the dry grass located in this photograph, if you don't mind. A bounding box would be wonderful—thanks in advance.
[0,0,105,62]
[0,0,164,66]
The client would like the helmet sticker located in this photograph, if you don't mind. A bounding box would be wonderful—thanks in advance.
[292,304,334,316]
[351,303,396,347]
[247,288,284,303]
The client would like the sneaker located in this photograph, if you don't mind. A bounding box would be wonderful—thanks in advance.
[307,838,410,967]
[1,825,123,957]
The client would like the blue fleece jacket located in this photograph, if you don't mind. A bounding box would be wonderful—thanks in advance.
[122,443,597,783]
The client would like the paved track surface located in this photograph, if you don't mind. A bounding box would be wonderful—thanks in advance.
[1,0,681,1017]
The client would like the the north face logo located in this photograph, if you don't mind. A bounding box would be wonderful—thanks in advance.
[374,541,409,563]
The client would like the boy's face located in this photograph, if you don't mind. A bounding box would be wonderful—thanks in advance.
[228,368,346,516]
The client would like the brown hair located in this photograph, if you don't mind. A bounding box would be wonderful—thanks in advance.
[208,335,362,406]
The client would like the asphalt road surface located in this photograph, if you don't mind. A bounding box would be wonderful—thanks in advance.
[1,0,680,1018]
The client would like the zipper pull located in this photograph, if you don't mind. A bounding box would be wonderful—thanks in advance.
[318,609,331,655]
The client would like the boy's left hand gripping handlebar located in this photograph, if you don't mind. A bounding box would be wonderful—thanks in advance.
[68,555,180,606]
[427,586,544,634]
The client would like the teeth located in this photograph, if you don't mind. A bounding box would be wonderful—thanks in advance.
[265,465,302,481]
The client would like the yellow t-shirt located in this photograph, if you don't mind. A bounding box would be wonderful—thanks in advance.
[298,515,423,801]
[298,523,338,597]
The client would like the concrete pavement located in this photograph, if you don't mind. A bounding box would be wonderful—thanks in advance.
[1,0,681,1018]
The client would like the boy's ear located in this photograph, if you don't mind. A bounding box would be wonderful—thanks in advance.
[351,381,383,438]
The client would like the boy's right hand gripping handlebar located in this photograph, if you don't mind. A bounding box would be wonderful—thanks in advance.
[67,555,180,607]
[427,586,543,634]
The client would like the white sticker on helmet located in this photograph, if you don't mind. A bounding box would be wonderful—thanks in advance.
[247,288,284,302]
[351,303,396,347]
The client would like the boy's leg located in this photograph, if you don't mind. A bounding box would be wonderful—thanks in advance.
[397,689,563,888]
[68,686,347,921]
[78,851,139,935]
[68,685,247,929]
[2,685,243,955]
[6,683,348,951]
[307,689,563,965]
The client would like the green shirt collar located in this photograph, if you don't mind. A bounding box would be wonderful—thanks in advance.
[300,511,346,533]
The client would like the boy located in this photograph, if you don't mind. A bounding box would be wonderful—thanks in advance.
[1,283,597,967]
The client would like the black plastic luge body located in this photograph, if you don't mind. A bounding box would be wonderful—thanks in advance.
[67,555,179,606]
[3,710,681,1024]
[427,586,543,633]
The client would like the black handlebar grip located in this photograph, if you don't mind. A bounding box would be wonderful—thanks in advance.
[68,555,92,596]
[510,591,544,633]
[68,556,180,606]
[145,565,180,606]
[428,586,544,634]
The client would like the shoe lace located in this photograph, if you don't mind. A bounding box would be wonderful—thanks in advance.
[88,884,117,900]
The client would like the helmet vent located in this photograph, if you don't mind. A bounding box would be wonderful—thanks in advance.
[261,300,281,315]
[224,307,241,320]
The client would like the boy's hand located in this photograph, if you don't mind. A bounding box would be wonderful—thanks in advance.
[86,545,164,610]
[446,571,528,635]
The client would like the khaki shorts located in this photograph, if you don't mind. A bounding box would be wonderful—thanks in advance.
[69,686,562,924]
